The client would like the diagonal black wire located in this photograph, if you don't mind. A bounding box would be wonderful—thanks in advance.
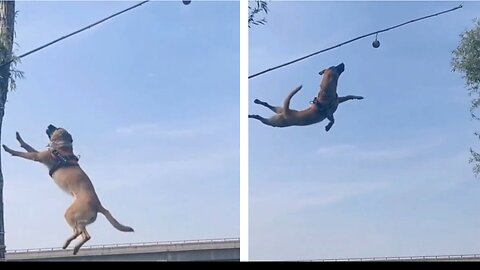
[249,4,463,79]
[1,0,150,68]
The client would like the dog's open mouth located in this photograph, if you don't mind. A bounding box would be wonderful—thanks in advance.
[46,124,58,139]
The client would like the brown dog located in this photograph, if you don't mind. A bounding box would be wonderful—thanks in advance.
[2,125,134,255]
[248,63,363,131]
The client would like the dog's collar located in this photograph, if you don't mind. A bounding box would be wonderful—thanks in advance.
[311,95,338,110]
[310,97,326,110]
[48,148,79,177]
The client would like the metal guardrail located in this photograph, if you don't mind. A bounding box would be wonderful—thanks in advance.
[314,253,480,262]
[6,237,240,254]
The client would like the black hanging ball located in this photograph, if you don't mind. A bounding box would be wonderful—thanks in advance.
[372,39,380,48]
[183,0,191,5]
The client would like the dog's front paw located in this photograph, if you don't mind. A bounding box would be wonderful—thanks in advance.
[15,131,23,142]
[2,144,13,154]
[15,132,27,147]
[357,96,364,100]
[254,99,262,104]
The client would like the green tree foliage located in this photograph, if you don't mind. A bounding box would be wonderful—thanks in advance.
[0,10,24,92]
[248,0,268,28]
[452,19,480,176]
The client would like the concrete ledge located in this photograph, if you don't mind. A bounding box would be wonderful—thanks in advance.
[6,238,240,261]
[313,254,480,262]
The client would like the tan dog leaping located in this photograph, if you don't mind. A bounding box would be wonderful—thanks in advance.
[248,63,363,131]
[2,125,134,255]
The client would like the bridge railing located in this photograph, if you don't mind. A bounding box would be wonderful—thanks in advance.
[315,253,480,262]
[6,237,240,254]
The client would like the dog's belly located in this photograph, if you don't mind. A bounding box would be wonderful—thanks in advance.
[293,115,326,126]
[51,166,95,197]
[54,180,72,195]
[290,110,328,126]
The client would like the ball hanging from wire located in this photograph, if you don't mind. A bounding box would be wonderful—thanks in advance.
[372,33,380,48]
[182,0,191,5]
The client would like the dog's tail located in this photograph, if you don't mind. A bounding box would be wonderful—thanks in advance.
[98,206,134,232]
[283,85,303,112]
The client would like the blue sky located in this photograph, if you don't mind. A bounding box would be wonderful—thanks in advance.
[249,1,480,260]
[2,1,239,250]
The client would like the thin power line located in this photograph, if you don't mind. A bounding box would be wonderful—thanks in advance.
[1,0,150,68]
[249,4,463,79]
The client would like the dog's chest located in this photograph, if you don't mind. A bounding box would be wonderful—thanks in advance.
[313,99,338,113]
[52,176,74,195]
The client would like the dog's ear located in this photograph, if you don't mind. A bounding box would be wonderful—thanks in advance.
[319,69,325,75]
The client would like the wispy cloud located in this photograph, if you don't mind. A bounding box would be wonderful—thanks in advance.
[87,147,239,190]
[315,137,446,161]
[146,72,157,78]
[316,144,416,160]
[252,180,390,216]
[115,123,215,138]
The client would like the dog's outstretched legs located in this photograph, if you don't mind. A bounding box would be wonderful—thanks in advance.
[322,95,363,131]
[249,99,283,127]
[63,200,97,254]
[2,145,38,161]
[2,132,39,158]
[248,114,275,127]
[322,95,362,131]
[73,224,91,255]
[63,204,82,250]
[249,85,303,127]
[63,227,81,250]
[253,99,283,114]
[16,132,38,153]
[338,95,364,104]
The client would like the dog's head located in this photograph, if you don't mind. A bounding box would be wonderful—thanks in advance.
[318,63,345,93]
[319,62,345,77]
[46,124,73,148]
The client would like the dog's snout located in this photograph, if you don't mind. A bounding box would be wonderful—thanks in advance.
[320,63,345,75]
[336,63,345,73]
[46,124,58,138]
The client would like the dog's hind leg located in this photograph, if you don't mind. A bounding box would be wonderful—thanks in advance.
[248,114,275,126]
[64,202,96,254]
[63,206,81,249]
[63,227,81,249]
[73,224,91,255]
[253,99,283,114]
